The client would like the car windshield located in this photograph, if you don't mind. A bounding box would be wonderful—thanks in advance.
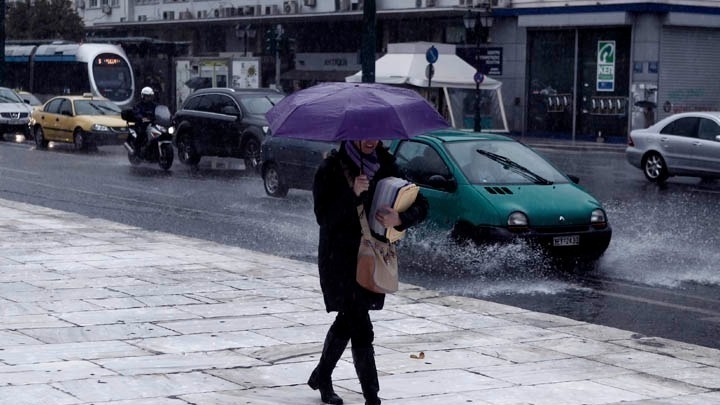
[73,100,121,116]
[446,140,570,185]
[239,94,284,115]
[0,88,24,104]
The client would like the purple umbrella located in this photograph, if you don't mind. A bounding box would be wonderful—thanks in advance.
[265,82,449,141]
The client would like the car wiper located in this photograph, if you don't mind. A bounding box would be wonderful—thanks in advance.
[476,149,553,185]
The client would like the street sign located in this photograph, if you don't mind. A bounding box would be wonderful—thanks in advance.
[425,45,439,64]
[425,63,435,80]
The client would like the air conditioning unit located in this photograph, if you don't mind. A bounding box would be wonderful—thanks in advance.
[284,0,298,14]
[162,11,175,19]
[101,4,111,14]
[138,15,147,21]
[225,7,236,16]
[426,0,436,6]
[338,0,351,11]
[304,0,316,6]
[271,4,281,14]
[254,5,262,15]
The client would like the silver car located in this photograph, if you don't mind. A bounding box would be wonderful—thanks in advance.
[626,111,720,182]
[0,87,33,140]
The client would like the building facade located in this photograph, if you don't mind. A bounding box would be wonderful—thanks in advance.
[80,0,720,142]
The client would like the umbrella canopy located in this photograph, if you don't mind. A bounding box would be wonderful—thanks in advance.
[185,77,212,90]
[265,82,450,141]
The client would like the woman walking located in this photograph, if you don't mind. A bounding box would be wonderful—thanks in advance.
[310,139,428,404]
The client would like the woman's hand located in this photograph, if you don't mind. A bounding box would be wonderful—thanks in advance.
[375,206,401,228]
[353,174,370,197]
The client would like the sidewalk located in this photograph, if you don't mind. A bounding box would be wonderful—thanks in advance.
[0,198,718,405]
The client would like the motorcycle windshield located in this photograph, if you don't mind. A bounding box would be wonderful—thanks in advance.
[154,105,172,127]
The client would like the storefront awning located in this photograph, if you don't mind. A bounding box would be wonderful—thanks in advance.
[280,69,354,82]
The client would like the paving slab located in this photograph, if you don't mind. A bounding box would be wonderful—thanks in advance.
[0,197,718,404]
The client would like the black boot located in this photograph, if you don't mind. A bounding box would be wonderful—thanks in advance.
[308,331,348,405]
[352,347,381,405]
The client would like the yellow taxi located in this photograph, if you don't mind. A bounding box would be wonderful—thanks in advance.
[31,93,129,150]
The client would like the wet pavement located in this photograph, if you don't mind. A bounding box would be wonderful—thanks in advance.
[1,197,719,405]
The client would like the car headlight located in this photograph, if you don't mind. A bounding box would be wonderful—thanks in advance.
[590,208,608,229]
[262,125,269,134]
[508,211,529,231]
[91,124,110,132]
[168,126,175,135]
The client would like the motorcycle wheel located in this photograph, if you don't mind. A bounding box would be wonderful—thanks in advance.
[128,151,142,166]
[159,144,174,171]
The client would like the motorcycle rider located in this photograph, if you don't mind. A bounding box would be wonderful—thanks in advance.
[132,87,157,155]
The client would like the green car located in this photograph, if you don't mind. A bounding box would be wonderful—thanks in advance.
[389,130,612,260]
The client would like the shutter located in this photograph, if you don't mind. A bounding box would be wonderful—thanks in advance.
[658,27,720,121]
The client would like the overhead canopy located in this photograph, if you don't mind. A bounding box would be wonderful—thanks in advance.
[345,42,501,90]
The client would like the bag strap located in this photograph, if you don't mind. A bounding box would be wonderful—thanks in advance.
[357,205,371,239]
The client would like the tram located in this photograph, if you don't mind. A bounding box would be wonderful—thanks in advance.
[5,41,135,109]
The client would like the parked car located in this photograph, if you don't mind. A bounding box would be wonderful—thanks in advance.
[389,130,612,260]
[31,93,129,150]
[0,87,33,140]
[626,111,720,183]
[261,134,338,197]
[173,88,284,170]
[17,91,43,108]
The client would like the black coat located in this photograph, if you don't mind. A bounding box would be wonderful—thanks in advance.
[313,143,429,312]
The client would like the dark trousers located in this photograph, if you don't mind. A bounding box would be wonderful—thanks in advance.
[329,306,374,349]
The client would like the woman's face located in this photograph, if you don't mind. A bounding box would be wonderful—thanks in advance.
[354,140,379,155]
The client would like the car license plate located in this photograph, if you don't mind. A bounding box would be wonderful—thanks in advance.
[553,235,580,246]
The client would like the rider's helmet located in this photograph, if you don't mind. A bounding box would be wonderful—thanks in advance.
[141,86,155,102]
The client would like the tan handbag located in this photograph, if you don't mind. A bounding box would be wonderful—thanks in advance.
[356,205,399,294]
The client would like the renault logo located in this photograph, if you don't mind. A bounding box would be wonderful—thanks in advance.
[559,216,566,222]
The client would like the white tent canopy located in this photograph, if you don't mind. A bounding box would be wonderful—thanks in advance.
[346,42,508,132]
[346,42,501,90]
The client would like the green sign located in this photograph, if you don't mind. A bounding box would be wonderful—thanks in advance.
[597,40,615,92]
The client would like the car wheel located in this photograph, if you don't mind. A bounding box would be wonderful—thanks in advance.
[73,129,87,151]
[642,152,668,182]
[34,126,49,149]
[263,162,289,198]
[177,135,201,165]
[242,136,261,172]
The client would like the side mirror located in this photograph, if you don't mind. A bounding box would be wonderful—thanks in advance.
[427,174,457,192]
[220,105,240,116]
[567,174,580,184]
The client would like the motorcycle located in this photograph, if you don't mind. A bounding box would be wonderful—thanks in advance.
[121,105,174,171]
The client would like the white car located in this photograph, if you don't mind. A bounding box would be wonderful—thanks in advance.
[0,87,33,140]
[626,111,720,182]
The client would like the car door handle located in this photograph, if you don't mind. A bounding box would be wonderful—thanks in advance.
[693,141,702,146]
